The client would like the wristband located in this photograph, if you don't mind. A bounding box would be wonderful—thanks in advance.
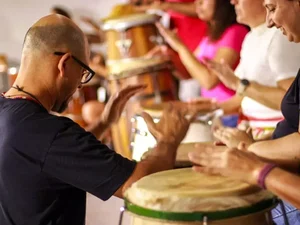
[257,164,277,189]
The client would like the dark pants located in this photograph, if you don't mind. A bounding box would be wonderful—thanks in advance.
[272,201,300,225]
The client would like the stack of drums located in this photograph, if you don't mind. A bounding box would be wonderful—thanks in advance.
[102,11,178,158]
[123,168,278,225]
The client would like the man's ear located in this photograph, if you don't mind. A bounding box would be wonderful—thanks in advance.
[57,53,71,78]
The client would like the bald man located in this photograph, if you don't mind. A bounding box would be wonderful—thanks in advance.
[0,15,193,225]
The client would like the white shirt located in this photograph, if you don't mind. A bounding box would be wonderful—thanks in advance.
[235,23,300,128]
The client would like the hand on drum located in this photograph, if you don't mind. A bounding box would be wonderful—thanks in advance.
[213,127,255,149]
[204,58,240,91]
[141,103,196,146]
[100,85,146,127]
[188,143,266,186]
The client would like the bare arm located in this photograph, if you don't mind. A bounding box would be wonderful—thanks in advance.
[248,132,300,172]
[264,168,300,209]
[163,2,198,17]
[155,23,239,89]
[205,63,294,110]
[242,78,294,110]
[178,45,239,89]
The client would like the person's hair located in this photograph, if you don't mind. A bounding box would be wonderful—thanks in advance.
[208,0,238,41]
[22,24,85,58]
[51,6,71,19]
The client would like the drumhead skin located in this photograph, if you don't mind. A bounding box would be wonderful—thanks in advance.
[125,168,275,214]
[106,57,169,78]
[102,13,160,31]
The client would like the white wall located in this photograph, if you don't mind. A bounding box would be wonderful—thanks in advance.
[0,0,123,61]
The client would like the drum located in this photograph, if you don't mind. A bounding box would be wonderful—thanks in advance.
[102,13,161,60]
[108,59,178,159]
[130,104,213,162]
[122,168,278,225]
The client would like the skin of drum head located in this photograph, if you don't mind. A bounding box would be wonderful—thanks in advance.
[102,13,160,31]
[107,57,169,77]
[125,168,274,213]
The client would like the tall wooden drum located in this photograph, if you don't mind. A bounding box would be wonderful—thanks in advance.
[107,57,178,159]
[123,168,278,225]
[102,13,161,60]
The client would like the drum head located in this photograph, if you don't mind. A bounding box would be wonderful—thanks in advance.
[125,168,275,215]
[102,13,160,31]
[107,57,170,79]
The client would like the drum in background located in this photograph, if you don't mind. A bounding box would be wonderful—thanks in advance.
[61,79,101,128]
[108,58,177,105]
[102,13,161,60]
[123,168,277,225]
[108,59,178,159]
[130,103,213,162]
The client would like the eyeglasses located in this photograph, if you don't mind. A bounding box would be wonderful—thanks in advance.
[54,52,95,84]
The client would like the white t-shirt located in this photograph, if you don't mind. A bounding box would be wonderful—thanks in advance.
[235,23,300,128]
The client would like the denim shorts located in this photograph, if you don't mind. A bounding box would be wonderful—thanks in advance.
[272,201,300,225]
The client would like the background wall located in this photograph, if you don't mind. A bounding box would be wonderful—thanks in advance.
[0,0,124,62]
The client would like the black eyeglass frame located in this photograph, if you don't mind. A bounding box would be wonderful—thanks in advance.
[54,51,95,84]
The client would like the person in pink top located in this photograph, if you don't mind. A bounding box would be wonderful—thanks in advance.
[149,0,248,103]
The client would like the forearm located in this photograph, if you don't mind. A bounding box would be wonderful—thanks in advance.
[164,2,198,17]
[264,168,300,209]
[244,81,286,110]
[248,132,300,172]
[178,46,217,89]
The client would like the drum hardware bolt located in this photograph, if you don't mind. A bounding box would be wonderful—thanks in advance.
[118,206,126,225]
[207,120,213,126]
[203,216,208,225]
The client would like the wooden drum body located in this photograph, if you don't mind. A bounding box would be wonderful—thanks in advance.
[108,58,178,158]
[122,168,278,225]
[102,13,161,60]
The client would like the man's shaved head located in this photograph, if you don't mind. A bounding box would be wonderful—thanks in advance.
[23,15,87,60]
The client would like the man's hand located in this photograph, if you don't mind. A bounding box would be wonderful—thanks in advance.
[100,85,146,127]
[142,103,196,146]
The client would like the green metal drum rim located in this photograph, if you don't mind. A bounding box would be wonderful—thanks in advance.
[124,198,278,222]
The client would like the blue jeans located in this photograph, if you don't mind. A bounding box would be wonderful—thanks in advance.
[272,201,300,225]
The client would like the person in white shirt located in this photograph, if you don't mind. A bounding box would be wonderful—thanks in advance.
[196,0,300,140]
